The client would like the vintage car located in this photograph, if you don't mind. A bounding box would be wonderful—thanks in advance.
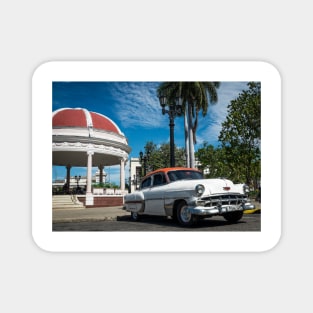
[123,167,254,226]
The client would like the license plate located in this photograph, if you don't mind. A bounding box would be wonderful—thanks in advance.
[226,205,237,212]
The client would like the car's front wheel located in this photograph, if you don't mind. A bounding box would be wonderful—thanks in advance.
[176,201,198,227]
[223,211,243,223]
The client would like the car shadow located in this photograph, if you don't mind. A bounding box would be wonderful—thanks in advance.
[117,214,246,229]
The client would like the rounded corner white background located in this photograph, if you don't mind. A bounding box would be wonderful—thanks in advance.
[32,61,281,252]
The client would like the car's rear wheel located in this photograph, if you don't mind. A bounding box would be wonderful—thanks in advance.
[223,211,243,223]
[176,201,198,227]
[130,211,141,221]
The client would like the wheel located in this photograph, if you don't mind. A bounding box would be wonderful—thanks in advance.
[223,211,243,223]
[176,201,198,227]
[130,211,141,221]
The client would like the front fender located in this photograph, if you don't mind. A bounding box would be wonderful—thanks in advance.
[164,196,196,216]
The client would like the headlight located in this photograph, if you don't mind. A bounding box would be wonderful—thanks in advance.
[243,184,249,194]
[195,184,205,196]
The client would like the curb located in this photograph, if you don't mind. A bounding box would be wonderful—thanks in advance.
[52,213,131,223]
[244,208,261,214]
[53,217,119,223]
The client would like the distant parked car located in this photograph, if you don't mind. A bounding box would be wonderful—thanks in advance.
[123,167,254,227]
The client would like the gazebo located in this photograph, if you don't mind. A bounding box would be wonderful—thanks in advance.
[52,108,131,206]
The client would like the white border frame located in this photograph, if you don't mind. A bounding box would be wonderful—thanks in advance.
[32,61,281,252]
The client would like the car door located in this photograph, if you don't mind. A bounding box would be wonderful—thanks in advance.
[143,173,167,216]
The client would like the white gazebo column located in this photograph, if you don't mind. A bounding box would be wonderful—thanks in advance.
[86,150,94,205]
[120,158,125,191]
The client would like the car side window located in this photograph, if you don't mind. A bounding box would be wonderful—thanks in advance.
[152,173,166,187]
[168,172,177,182]
[141,177,152,189]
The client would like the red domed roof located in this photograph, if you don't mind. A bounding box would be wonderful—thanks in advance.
[52,108,121,135]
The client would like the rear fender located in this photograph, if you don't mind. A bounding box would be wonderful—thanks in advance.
[124,191,145,213]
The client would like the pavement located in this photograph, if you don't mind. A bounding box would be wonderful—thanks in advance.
[53,206,129,223]
[52,201,261,223]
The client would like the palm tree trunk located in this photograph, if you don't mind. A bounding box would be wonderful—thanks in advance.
[184,110,190,167]
[187,102,195,168]
[189,130,195,168]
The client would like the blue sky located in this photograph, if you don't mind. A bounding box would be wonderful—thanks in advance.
[52,81,248,184]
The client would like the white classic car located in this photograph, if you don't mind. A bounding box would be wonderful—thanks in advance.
[124,167,255,226]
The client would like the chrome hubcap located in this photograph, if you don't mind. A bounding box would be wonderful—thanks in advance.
[180,205,191,223]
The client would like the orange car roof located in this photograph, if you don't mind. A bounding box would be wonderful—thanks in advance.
[142,167,200,179]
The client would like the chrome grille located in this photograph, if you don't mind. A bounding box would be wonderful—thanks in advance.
[201,194,246,207]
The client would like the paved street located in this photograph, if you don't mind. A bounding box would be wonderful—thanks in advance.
[53,212,260,231]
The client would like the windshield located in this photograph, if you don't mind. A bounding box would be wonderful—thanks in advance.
[167,170,203,182]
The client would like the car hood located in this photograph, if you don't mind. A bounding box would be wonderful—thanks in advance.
[168,178,242,196]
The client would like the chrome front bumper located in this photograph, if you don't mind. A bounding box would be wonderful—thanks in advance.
[188,202,255,216]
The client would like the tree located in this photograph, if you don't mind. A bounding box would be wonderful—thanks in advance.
[195,142,216,174]
[195,143,231,179]
[218,82,261,186]
[157,82,220,168]
[141,141,186,174]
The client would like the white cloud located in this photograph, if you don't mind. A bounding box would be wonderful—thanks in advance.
[110,81,248,141]
[196,82,249,146]
[110,82,164,128]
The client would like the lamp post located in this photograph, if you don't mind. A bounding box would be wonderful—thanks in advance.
[158,91,182,167]
[132,174,139,190]
[139,151,149,176]
[74,175,81,193]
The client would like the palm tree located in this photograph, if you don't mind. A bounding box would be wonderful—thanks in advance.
[157,82,220,168]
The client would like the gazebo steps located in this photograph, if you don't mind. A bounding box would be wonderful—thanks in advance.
[53,195,85,210]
